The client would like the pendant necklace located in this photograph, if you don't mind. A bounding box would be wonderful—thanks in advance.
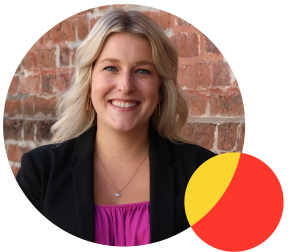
[95,148,148,197]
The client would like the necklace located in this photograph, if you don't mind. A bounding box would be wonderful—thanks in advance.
[94,148,149,197]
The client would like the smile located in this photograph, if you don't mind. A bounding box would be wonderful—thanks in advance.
[108,99,141,112]
[111,101,138,108]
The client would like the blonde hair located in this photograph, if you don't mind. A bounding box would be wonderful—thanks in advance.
[51,9,192,144]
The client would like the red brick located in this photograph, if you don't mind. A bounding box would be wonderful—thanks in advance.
[112,4,127,9]
[190,95,207,116]
[90,17,101,30]
[178,62,210,89]
[54,72,73,92]
[237,123,245,152]
[76,8,94,15]
[21,53,33,70]
[5,144,9,157]
[37,30,51,45]
[23,97,34,117]
[78,17,89,40]
[144,11,175,30]
[218,123,239,151]
[177,17,191,27]
[19,75,40,94]
[71,48,77,65]
[50,20,76,43]
[182,123,216,149]
[4,99,22,117]
[199,35,224,62]
[98,5,110,11]
[34,48,56,69]
[63,8,94,22]
[173,25,202,38]
[8,76,19,94]
[210,93,244,116]
[36,120,55,141]
[11,166,20,178]
[178,65,190,88]
[7,144,19,162]
[181,123,196,142]
[194,123,216,150]
[35,97,56,116]
[3,120,23,140]
[198,63,211,88]
[59,47,71,67]
[18,146,32,162]
[24,121,35,141]
[212,62,231,87]
[186,95,191,113]
[233,78,238,87]
[205,36,220,55]
[31,40,39,48]
[171,33,198,58]
[42,74,54,93]
[15,64,21,74]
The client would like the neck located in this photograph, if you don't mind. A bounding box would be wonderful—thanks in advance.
[95,122,149,167]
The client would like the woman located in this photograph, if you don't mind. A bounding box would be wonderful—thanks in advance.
[16,9,215,246]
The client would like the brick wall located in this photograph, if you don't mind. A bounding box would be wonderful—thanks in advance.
[3,4,245,177]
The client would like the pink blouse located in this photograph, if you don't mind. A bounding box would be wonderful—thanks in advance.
[94,201,150,246]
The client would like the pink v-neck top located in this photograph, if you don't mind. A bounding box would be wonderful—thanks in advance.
[94,201,150,246]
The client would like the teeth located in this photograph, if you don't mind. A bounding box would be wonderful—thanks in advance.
[111,101,138,108]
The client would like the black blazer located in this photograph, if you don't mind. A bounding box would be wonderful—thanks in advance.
[16,126,215,244]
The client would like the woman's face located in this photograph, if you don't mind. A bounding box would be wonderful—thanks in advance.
[91,33,161,133]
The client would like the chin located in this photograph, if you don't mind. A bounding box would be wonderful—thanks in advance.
[111,121,147,133]
[110,123,137,133]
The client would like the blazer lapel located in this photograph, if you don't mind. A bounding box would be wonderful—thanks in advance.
[149,127,175,243]
[70,126,97,242]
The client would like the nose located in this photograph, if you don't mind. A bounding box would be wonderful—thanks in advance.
[117,71,135,94]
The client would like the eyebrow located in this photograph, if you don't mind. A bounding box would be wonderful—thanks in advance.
[98,58,155,67]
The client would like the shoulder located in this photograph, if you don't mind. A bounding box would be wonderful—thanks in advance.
[164,138,217,179]
[24,138,77,166]
[17,138,77,190]
[166,139,216,163]
[149,126,216,167]
[16,136,80,211]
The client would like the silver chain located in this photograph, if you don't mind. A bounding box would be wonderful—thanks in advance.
[94,147,149,197]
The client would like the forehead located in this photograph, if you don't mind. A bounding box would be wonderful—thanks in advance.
[103,32,150,48]
[98,33,153,62]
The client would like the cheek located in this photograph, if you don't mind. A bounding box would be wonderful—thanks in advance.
[143,79,161,102]
[145,92,160,115]
[91,76,111,99]
[143,87,159,102]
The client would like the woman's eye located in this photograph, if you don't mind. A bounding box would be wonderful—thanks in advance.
[104,67,116,72]
[137,69,150,75]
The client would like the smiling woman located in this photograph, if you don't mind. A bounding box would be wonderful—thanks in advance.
[50,9,190,144]
[91,33,161,134]
[16,9,216,246]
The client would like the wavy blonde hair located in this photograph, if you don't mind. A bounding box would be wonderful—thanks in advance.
[51,9,192,144]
